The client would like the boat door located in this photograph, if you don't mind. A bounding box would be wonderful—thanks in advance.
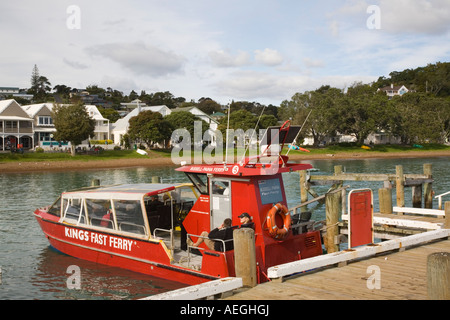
[210,178,231,229]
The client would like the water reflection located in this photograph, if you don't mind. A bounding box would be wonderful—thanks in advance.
[31,247,184,300]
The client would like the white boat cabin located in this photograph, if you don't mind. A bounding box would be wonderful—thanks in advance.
[46,183,198,240]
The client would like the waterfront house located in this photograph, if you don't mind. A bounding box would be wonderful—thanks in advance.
[22,102,59,149]
[0,99,34,151]
[85,105,110,142]
[111,105,172,146]
[111,105,219,147]
[171,106,219,146]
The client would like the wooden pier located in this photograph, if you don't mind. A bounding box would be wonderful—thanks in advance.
[225,237,450,300]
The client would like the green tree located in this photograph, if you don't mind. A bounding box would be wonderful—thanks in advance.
[28,65,52,103]
[128,110,172,148]
[97,106,121,123]
[338,83,390,144]
[391,93,449,144]
[52,103,96,156]
[197,98,223,115]
[280,86,343,146]
[165,111,208,143]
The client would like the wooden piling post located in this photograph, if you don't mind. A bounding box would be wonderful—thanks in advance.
[412,185,422,208]
[299,170,308,204]
[325,191,341,254]
[423,164,433,209]
[378,188,392,214]
[395,165,405,211]
[445,202,450,230]
[233,228,257,287]
[91,179,100,186]
[152,176,161,184]
[427,252,450,300]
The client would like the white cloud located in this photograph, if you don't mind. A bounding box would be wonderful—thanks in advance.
[303,58,325,69]
[254,48,284,66]
[85,42,186,77]
[208,50,251,68]
[63,58,89,70]
[380,0,450,35]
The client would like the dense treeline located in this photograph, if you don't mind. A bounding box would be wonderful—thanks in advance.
[14,62,450,146]
[279,83,450,146]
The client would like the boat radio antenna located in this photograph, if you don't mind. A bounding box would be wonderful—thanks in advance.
[224,102,231,166]
[285,110,312,156]
[240,104,267,164]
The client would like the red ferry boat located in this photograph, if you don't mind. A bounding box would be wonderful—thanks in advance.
[34,125,323,285]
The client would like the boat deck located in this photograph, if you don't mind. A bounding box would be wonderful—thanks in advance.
[225,238,450,300]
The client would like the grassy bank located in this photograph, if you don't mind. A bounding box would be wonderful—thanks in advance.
[0,149,173,163]
[282,143,450,157]
[1,143,449,164]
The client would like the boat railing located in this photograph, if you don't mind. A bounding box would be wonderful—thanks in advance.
[435,191,450,210]
[186,233,233,269]
[153,227,175,252]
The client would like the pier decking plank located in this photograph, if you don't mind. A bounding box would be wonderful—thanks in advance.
[225,239,450,300]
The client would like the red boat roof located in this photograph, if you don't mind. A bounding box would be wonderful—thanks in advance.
[176,155,313,177]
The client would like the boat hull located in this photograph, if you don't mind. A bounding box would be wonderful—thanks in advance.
[34,210,217,286]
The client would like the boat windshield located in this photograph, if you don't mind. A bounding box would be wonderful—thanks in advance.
[185,173,208,195]
[47,197,62,217]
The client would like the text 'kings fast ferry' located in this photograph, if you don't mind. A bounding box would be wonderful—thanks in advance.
[34,123,323,285]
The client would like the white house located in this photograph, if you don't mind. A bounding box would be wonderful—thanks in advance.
[378,84,409,99]
[111,105,219,147]
[111,105,172,145]
[0,99,34,150]
[85,105,110,141]
[171,106,219,146]
[22,102,59,148]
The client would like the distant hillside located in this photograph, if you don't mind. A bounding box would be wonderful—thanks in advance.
[372,62,450,97]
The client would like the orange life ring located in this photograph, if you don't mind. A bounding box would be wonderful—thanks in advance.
[266,203,291,240]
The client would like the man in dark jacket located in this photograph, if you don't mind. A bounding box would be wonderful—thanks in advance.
[188,218,234,251]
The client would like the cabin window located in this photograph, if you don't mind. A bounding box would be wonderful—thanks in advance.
[86,199,114,229]
[211,180,230,195]
[62,198,87,224]
[113,200,146,235]
[185,173,208,195]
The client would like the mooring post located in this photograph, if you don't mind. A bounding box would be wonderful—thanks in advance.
[445,202,450,230]
[233,228,257,287]
[378,188,392,214]
[412,185,423,208]
[91,179,100,186]
[427,252,450,300]
[299,170,308,204]
[152,176,161,184]
[395,165,405,212]
[325,191,341,254]
[423,164,433,209]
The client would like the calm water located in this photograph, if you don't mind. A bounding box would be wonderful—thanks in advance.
[0,157,449,300]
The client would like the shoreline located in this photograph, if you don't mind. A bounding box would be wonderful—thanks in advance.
[1,150,450,174]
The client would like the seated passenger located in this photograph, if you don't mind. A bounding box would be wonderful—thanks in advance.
[188,218,234,251]
[101,209,113,227]
[147,195,163,211]
[238,212,255,229]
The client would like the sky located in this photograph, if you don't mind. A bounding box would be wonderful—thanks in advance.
[1,0,450,105]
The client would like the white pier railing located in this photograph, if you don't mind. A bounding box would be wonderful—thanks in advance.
[435,191,450,210]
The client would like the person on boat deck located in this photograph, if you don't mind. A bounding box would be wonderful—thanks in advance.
[188,218,234,251]
[238,212,255,229]
[147,195,163,211]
